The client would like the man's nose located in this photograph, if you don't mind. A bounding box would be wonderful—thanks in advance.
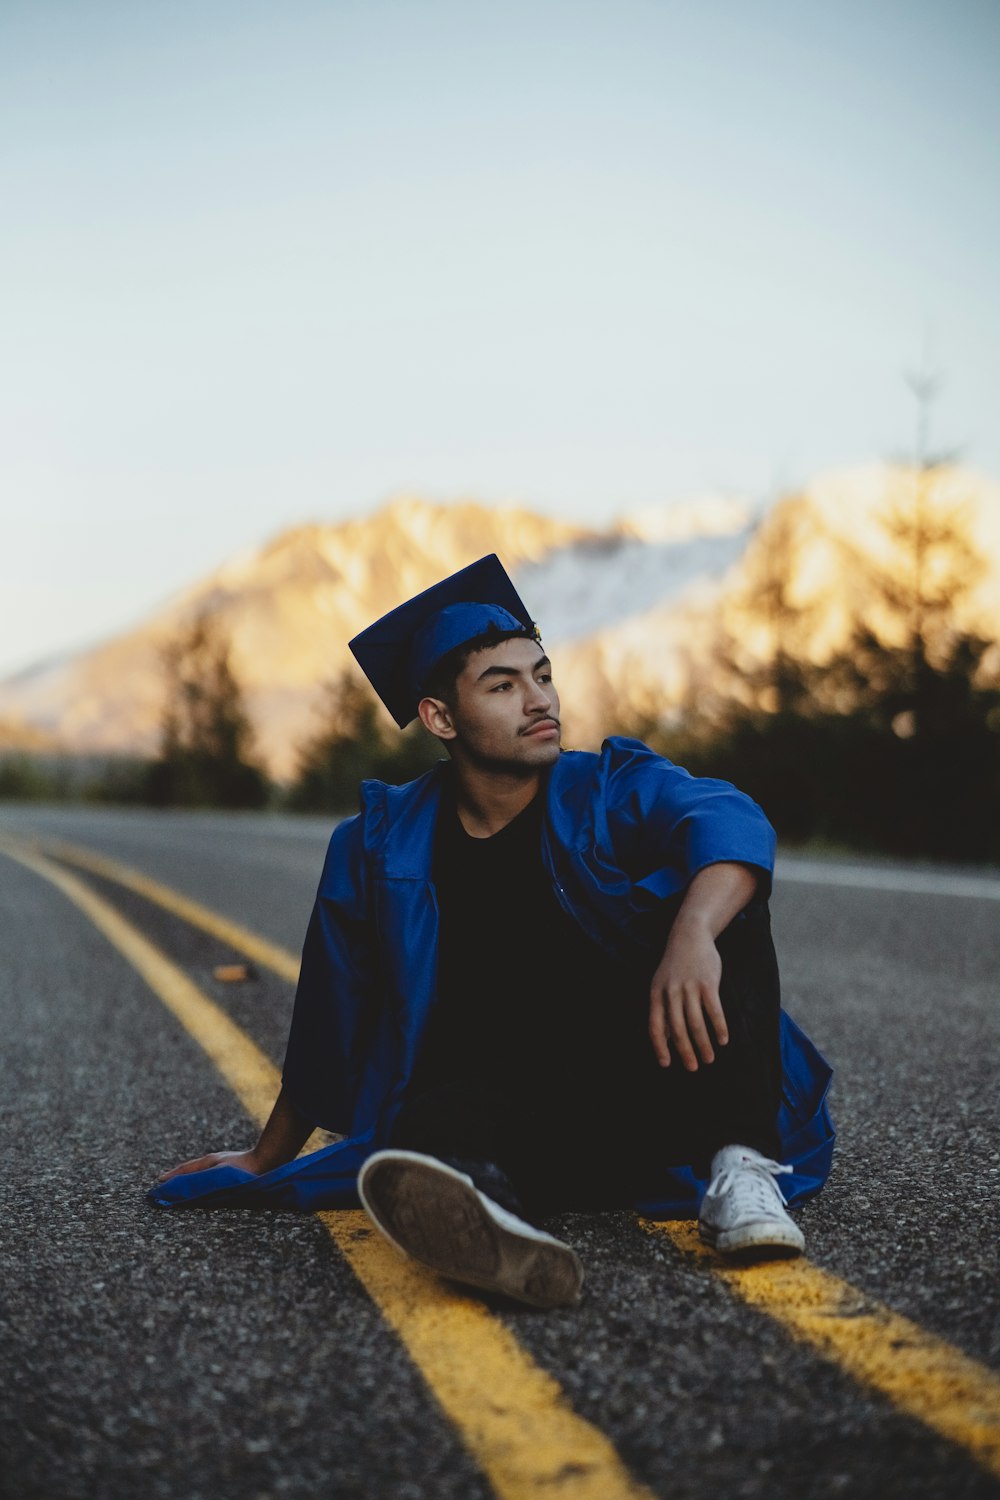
[525,680,553,712]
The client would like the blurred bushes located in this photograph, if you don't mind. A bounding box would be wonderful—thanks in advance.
[645,642,1000,863]
[0,752,155,804]
[0,755,65,801]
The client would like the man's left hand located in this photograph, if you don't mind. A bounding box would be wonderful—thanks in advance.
[646,861,759,1071]
[648,913,727,1071]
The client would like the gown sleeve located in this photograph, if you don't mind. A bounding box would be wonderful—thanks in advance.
[280,812,378,1134]
[600,736,776,899]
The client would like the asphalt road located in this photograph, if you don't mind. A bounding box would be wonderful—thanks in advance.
[1,804,998,1500]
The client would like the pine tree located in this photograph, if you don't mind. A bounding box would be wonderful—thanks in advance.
[859,363,984,737]
[646,363,1000,860]
[287,670,441,813]
[146,611,270,808]
[796,365,999,858]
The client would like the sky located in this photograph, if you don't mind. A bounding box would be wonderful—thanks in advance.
[2,0,998,677]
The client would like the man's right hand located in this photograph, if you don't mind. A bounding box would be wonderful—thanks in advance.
[154,1087,315,1188]
[154,1087,315,1187]
[155,1149,262,1185]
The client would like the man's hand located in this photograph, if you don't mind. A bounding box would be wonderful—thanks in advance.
[647,861,759,1071]
[155,1149,262,1185]
[648,913,726,1070]
[154,1086,314,1186]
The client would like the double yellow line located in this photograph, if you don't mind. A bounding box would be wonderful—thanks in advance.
[0,833,655,1500]
[2,831,999,1493]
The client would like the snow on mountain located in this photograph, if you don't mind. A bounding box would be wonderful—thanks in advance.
[615,493,757,543]
[516,527,753,645]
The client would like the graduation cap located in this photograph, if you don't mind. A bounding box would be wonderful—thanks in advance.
[348,554,539,728]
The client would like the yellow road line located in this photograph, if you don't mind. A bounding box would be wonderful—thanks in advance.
[642,1220,1000,1480]
[321,1213,652,1499]
[0,834,655,1500]
[0,838,287,1129]
[39,837,301,982]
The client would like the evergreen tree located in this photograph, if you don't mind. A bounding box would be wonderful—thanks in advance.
[645,366,1000,861]
[145,611,270,808]
[816,366,1000,858]
[287,670,442,813]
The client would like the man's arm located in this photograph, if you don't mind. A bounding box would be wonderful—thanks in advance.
[154,1085,314,1184]
[647,861,759,1072]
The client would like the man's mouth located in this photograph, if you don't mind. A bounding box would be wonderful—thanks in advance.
[521,718,560,737]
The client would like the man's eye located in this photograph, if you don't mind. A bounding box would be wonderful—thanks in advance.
[491,681,511,691]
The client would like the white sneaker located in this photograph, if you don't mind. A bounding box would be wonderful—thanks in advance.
[698,1145,806,1256]
[357,1149,584,1309]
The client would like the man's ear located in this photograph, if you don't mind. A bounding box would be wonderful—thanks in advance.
[418,696,457,742]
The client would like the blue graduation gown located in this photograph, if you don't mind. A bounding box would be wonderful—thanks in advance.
[150,738,835,1215]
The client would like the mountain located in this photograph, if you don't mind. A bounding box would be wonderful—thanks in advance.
[2,465,998,781]
[714,462,1000,663]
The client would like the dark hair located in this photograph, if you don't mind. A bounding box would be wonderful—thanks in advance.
[419,624,540,705]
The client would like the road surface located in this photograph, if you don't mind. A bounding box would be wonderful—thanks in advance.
[1,804,998,1499]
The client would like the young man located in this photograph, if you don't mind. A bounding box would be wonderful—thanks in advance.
[153,556,835,1309]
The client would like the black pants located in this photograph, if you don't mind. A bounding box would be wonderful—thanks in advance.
[389,901,783,1214]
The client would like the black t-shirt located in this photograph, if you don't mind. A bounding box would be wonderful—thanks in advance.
[410,787,649,1119]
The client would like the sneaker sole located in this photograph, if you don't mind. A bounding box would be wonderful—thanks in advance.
[358,1150,584,1310]
[699,1219,805,1256]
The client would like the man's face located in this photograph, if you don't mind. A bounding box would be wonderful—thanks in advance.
[444,636,562,771]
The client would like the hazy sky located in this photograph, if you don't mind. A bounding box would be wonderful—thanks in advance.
[2,0,998,676]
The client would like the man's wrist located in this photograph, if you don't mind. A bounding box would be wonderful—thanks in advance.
[670,905,716,938]
[249,1142,292,1174]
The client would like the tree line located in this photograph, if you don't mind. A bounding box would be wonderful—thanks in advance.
[641,460,1000,863]
[3,457,998,863]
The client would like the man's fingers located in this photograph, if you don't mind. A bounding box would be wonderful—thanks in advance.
[156,1155,214,1183]
[648,992,672,1067]
[650,974,729,1072]
[155,1163,193,1183]
[669,984,730,1070]
[703,989,729,1049]
[683,987,716,1065]
[667,985,699,1071]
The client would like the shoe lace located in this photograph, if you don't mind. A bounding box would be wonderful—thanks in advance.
[712,1156,792,1214]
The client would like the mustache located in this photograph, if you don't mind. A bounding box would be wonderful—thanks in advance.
[519,716,560,735]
